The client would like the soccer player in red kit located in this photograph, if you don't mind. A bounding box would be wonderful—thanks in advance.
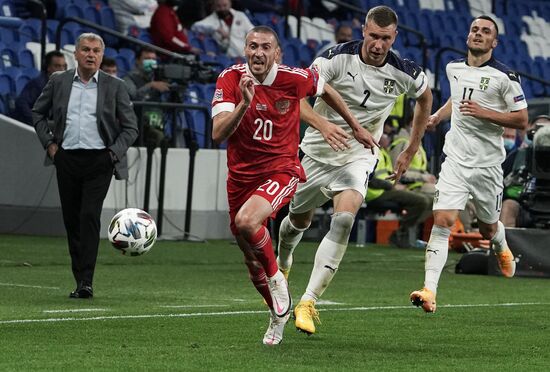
[212,26,377,345]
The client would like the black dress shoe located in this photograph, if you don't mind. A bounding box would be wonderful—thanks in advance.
[69,283,93,299]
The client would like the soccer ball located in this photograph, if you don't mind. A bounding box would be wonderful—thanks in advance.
[108,208,157,256]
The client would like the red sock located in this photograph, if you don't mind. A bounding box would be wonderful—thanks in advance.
[250,271,273,308]
[245,226,278,278]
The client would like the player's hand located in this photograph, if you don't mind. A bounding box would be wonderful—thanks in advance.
[387,149,414,182]
[320,121,351,151]
[427,113,441,130]
[149,81,170,92]
[47,143,58,160]
[422,173,437,184]
[459,100,485,118]
[239,74,255,105]
[352,126,379,154]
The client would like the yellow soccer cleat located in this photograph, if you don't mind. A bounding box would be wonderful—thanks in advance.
[496,248,516,278]
[280,267,290,281]
[410,287,437,313]
[294,300,320,335]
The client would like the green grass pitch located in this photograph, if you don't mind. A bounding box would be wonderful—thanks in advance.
[1,235,549,371]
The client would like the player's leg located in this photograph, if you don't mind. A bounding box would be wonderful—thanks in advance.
[236,235,273,307]
[295,189,363,334]
[236,195,291,317]
[278,154,332,278]
[411,159,469,312]
[472,166,515,277]
[277,209,314,278]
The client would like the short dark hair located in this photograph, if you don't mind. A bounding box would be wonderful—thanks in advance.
[137,46,157,59]
[245,25,281,47]
[45,50,64,67]
[366,6,398,28]
[474,15,499,35]
[100,57,117,68]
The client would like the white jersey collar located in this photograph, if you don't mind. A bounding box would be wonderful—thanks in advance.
[245,62,278,86]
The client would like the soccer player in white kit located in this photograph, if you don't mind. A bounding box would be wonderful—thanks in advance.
[410,15,529,313]
[277,6,433,334]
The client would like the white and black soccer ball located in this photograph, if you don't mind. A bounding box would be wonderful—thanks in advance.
[108,208,157,256]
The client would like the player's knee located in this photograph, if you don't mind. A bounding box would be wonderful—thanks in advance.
[326,212,355,244]
[433,212,455,228]
[289,212,312,230]
[234,212,258,237]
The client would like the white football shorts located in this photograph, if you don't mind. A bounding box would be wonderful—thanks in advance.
[433,157,503,224]
[289,154,377,214]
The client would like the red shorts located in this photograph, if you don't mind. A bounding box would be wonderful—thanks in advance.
[227,173,300,236]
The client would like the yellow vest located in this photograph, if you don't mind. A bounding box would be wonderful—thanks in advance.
[390,137,427,190]
[366,148,393,202]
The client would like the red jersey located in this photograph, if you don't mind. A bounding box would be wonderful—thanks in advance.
[212,63,322,182]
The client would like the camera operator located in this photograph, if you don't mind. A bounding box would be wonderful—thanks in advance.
[501,114,550,227]
[123,47,170,147]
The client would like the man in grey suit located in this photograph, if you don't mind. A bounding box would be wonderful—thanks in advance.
[33,33,139,299]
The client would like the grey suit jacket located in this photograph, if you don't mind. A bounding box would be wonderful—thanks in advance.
[32,69,139,180]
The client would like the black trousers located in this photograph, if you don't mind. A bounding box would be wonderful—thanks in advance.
[54,148,114,287]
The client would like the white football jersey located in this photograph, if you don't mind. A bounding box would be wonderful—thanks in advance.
[444,57,527,167]
[301,41,428,166]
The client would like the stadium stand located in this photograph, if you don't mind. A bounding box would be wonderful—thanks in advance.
[0,0,548,150]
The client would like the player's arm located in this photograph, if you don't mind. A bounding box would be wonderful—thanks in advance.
[299,99,350,151]
[320,84,379,152]
[459,102,528,130]
[212,74,254,144]
[427,98,452,130]
[389,87,433,182]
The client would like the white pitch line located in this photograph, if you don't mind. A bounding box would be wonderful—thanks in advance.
[43,309,108,313]
[160,305,229,308]
[0,282,60,290]
[0,302,548,325]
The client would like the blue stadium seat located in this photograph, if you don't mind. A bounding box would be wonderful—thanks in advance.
[22,66,39,79]
[0,47,18,68]
[118,48,135,67]
[46,19,59,42]
[184,109,209,148]
[17,49,34,68]
[15,74,29,95]
[114,54,130,75]
[216,54,231,69]
[203,37,219,55]
[60,23,84,45]
[0,0,15,17]
[63,3,84,19]
[0,73,15,94]
[73,0,91,7]
[188,36,203,50]
[104,46,117,58]
[99,7,118,45]
[83,5,101,25]
[19,22,40,43]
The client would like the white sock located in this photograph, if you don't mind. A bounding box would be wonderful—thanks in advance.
[277,215,308,270]
[490,221,508,253]
[301,237,347,302]
[424,225,451,294]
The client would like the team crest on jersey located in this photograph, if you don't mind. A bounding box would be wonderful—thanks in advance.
[213,88,223,102]
[383,79,396,94]
[275,99,290,114]
[479,77,490,91]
